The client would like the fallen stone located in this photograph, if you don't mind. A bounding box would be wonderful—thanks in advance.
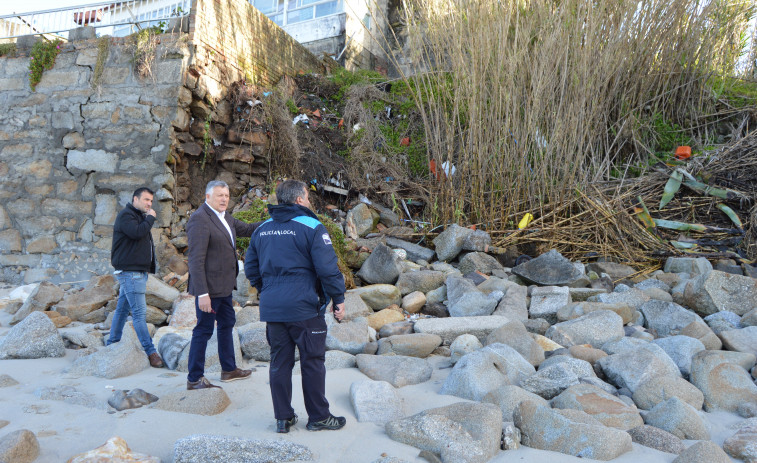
[704,310,742,334]
[401,291,426,313]
[385,236,435,263]
[377,333,442,358]
[385,402,502,463]
[462,229,492,252]
[651,335,705,377]
[482,385,549,421]
[449,334,483,364]
[432,224,473,262]
[366,308,405,332]
[686,270,757,316]
[588,288,650,311]
[445,276,497,317]
[598,339,681,392]
[567,345,607,366]
[631,375,703,410]
[351,285,402,311]
[491,283,528,321]
[514,401,633,460]
[35,385,107,410]
[529,286,570,324]
[0,430,39,463]
[485,320,544,366]
[644,396,708,440]
[671,440,731,463]
[158,332,190,370]
[413,315,510,344]
[379,321,414,338]
[173,435,312,462]
[626,425,685,455]
[587,262,637,280]
[557,301,634,324]
[458,252,503,275]
[356,354,432,387]
[546,310,624,348]
[568,287,610,302]
[10,281,64,325]
[235,305,259,327]
[551,383,643,430]
[0,311,65,359]
[723,418,757,463]
[238,322,270,361]
[440,345,534,401]
[719,326,757,355]
[742,308,757,327]
[145,274,179,310]
[153,387,230,415]
[58,328,102,351]
[341,291,374,321]
[357,244,404,284]
[512,249,584,286]
[65,323,148,379]
[0,374,19,387]
[520,357,595,399]
[350,379,404,424]
[395,270,446,296]
[55,274,116,321]
[66,436,159,462]
[663,257,713,275]
[634,278,672,292]
[326,317,372,354]
[169,293,197,328]
[689,349,757,413]
[294,350,355,375]
[108,388,159,411]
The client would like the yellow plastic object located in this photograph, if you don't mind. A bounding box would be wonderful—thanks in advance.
[518,213,534,229]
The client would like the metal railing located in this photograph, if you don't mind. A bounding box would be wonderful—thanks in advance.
[0,0,191,40]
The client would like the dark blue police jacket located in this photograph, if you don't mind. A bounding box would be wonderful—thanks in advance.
[244,203,346,322]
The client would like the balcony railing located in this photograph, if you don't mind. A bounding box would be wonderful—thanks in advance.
[0,0,190,40]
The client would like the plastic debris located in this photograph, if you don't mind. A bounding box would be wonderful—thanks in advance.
[675,145,691,160]
[442,161,456,177]
[518,213,534,229]
[293,114,309,125]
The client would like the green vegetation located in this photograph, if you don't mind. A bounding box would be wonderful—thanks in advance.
[28,39,63,91]
[327,67,383,102]
[233,200,271,254]
[131,27,161,78]
[317,213,353,287]
[285,98,299,115]
[0,43,17,58]
[709,75,757,108]
[201,113,212,171]
[91,36,109,88]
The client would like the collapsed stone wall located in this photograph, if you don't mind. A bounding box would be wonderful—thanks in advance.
[0,0,326,286]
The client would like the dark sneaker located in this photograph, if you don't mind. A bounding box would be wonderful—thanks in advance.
[220,368,252,382]
[148,352,164,368]
[306,414,346,431]
[187,377,221,390]
[276,414,298,433]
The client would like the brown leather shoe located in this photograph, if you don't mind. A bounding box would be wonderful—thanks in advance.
[148,352,164,368]
[220,368,252,382]
[187,377,221,390]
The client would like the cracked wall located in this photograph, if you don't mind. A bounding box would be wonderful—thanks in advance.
[0,33,190,285]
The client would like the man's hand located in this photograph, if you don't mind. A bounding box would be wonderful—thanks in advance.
[332,302,345,322]
[198,295,214,313]
[146,208,156,218]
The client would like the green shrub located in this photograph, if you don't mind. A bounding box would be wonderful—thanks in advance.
[0,43,17,58]
[29,39,63,91]
[233,200,270,255]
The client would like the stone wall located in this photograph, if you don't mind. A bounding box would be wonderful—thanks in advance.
[0,32,191,285]
[0,0,325,286]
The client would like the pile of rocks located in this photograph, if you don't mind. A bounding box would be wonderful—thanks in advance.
[1,220,757,462]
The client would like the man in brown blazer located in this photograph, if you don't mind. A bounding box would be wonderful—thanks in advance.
[186,180,264,390]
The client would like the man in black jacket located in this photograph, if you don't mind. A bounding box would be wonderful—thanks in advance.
[108,187,164,368]
[245,179,346,433]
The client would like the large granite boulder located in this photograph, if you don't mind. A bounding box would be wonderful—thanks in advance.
[63,436,158,463]
[350,284,402,311]
[652,335,705,377]
[587,288,650,311]
[376,333,442,358]
[385,402,502,463]
[632,375,704,410]
[0,429,39,463]
[432,224,473,262]
[514,401,633,460]
[551,383,643,430]
[671,441,731,463]
[55,274,116,321]
[9,281,64,325]
[445,276,497,317]
[238,322,271,361]
[512,249,583,286]
[643,397,708,440]
[546,310,624,348]
[395,270,445,296]
[366,308,405,331]
[586,262,637,281]
[158,332,190,370]
[413,316,510,344]
[719,326,757,355]
[0,311,65,359]
[450,334,483,364]
[627,425,685,455]
[663,256,712,275]
[145,274,179,310]
[685,270,757,316]
[356,354,432,387]
[529,286,570,324]
[520,357,595,399]
[557,301,634,324]
[689,350,757,413]
[440,345,534,401]
[350,379,404,424]
[385,236,435,263]
[154,388,231,415]
[491,283,528,320]
[458,252,503,275]
[326,317,372,354]
[173,435,312,462]
[598,339,681,392]
[723,418,757,463]
[357,244,404,284]
[482,385,549,421]
[176,328,244,374]
[485,320,544,366]
[65,322,148,378]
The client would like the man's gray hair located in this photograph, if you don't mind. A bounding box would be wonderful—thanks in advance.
[205,180,229,195]
[276,179,308,205]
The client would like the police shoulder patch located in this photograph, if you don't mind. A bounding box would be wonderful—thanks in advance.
[322,233,332,245]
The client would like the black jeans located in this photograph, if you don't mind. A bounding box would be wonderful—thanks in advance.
[266,315,330,422]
